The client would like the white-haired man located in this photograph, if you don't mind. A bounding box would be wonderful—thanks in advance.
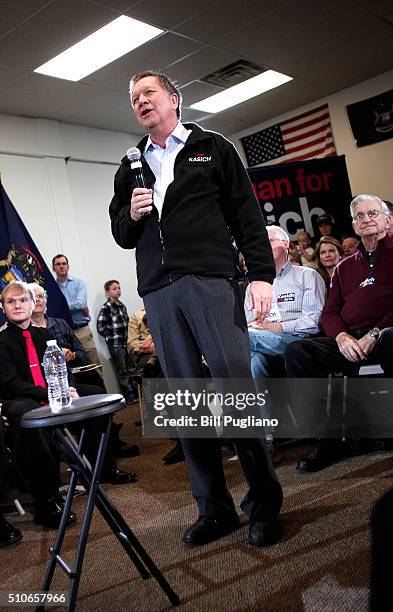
[249,225,325,375]
[285,194,393,472]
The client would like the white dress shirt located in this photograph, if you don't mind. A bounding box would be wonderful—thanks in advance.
[143,122,191,218]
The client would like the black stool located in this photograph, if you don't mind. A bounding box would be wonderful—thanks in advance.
[21,394,179,611]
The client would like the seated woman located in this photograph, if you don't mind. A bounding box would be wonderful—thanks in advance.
[315,236,344,289]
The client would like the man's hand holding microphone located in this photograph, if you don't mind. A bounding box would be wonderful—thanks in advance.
[127,147,152,221]
[131,188,153,221]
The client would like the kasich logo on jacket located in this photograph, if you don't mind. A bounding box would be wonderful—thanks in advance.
[188,153,212,163]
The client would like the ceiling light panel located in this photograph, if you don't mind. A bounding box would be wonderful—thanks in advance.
[34,16,163,81]
[190,70,293,113]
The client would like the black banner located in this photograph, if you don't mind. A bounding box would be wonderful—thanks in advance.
[346,88,393,148]
[247,155,353,242]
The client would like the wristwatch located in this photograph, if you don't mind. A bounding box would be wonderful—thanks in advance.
[369,328,380,338]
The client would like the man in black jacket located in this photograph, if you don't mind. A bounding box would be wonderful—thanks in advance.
[109,71,283,547]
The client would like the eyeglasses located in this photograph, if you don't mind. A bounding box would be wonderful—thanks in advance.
[35,293,46,300]
[352,209,385,221]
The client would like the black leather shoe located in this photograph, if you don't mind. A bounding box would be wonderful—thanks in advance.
[102,468,137,485]
[249,519,282,547]
[163,441,185,465]
[296,439,345,473]
[116,443,140,459]
[183,515,240,546]
[0,516,23,547]
[34,498,76,529]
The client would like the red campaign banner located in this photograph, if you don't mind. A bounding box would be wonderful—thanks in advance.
[247,155,353,242]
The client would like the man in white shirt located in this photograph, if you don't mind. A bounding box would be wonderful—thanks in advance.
[249,225,326,378]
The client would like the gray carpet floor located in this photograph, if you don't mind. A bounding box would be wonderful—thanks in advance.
[1,402,392,612]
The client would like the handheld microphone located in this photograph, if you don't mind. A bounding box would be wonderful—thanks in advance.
[127,146,151,217]
[127,147,147,189]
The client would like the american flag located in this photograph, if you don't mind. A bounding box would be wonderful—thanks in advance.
[241,103,336,167]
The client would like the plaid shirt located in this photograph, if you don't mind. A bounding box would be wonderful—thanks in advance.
[97,299,129,349]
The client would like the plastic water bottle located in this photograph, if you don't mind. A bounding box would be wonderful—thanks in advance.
[42,340,71,412]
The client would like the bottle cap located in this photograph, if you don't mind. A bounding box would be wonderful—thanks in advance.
[46,340,57,346]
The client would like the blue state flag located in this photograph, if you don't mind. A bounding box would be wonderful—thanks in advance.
[0,181,72,325]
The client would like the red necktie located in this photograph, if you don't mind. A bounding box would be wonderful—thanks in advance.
[22,330,47,388]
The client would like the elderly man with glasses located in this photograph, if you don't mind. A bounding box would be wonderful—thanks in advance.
[284,194,393,472]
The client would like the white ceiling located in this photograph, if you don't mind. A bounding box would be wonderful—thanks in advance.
[0,0,393,137]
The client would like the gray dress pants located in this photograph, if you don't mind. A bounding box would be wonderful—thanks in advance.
[144,275,283,521]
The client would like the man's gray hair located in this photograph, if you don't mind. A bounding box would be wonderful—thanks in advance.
[267,225,290,243]
[0,281,35,305]
[350,194,389,218]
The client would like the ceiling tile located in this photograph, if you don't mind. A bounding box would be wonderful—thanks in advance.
[81,33,201,90]
[354,0,393,18]
[0,65,25,91]
[0,0,118,70]
[0,0,51,38]
[180,80,223,108]
[0,72,138,133]
[164,46,243,86]
[173,0,290,44]
[89,0,138,10]
[216,0,339,55]
[301,36,393,90]
[125,0,217,30]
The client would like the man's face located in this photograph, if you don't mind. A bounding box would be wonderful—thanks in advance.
[2,289,34,326]
[53,257,69,279]
[352,200,389,240]
[32,287,47,315]
[131,76,178,132]
[107,282,121,301]
[267,231,289,264]
[342,237,359,257]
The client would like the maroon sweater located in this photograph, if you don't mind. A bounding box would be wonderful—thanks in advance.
[321,235,393,338]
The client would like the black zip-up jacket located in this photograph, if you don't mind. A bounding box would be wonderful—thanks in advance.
[0,323,49,402]
[109,123,275,297]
